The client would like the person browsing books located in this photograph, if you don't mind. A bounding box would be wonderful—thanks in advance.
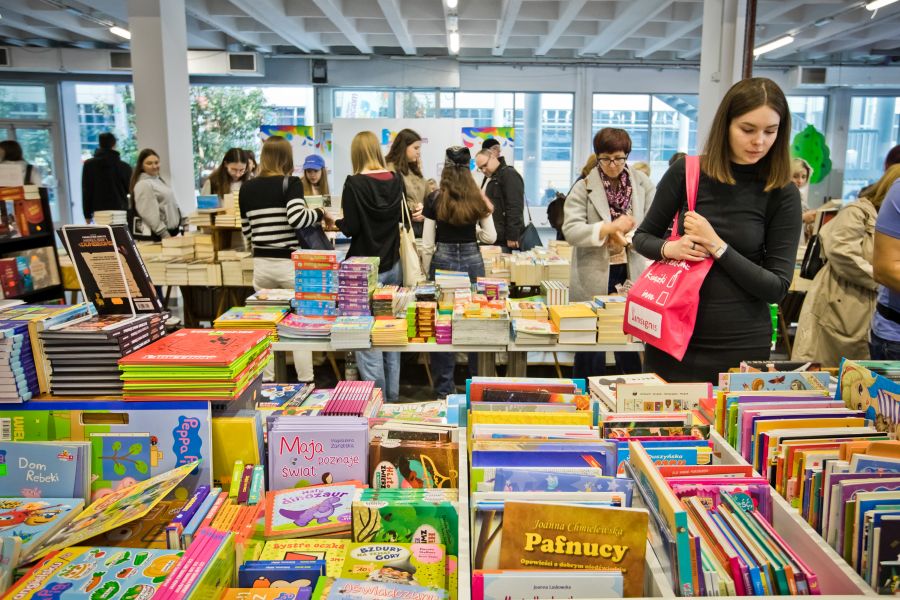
[475,147,524,252]
[239,136,334,383]
[336,131,405,402]
[385,128,427,238]
[871,180,900,360]
[301,154,330,197]
[563,128,655,380]
[130,149,182,240]
[81,132,132,222]
[632,77,802,383]
[201,147,249,199]
[0,140,41,186]
[422,146,497,398]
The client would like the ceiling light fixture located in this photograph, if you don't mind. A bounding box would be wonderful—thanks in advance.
[449,31,460,54]
[865,0,900,11]
[109,26,131,40]
[753,35,794,57]
[446,0,458,8]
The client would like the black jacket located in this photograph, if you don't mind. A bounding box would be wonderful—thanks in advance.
[337,173,403,273]
[484,163,525,244]
[81,148,132,220]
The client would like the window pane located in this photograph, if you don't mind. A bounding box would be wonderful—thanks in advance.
[334,90,394,118]
[593,94,651,162]
[0,85,48,119]
[438,92,455,119]
[75,84,136,166]
[261,87,315,126]
[454,93,514,128]
[396,91,437,118]
[15,127,59,222]
[788,95,827,137]
[650,95,698,182]
[844,96,900,199]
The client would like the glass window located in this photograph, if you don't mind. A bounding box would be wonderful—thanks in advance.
[334,90,395,118]
[438,92,455,119]
[844,96,900,199]
[260,86,315,126]
[787,95,827,138]
[453,92,514,128]
[74,84,136,165]
[0,85,48,120]
[397,91,437,118]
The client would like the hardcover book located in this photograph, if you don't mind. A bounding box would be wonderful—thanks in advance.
[264,482,362,539]
[259,539,348,578]
[369,441,459,489]
[340,542,447,590]
[0,440,90,499]
[267,416,369,489]
[326,579,447,600]
[0,497,84,566]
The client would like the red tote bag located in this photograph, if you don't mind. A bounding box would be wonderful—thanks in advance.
[623,155,713,360]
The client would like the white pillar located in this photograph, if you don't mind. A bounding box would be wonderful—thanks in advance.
[573,66,594,179]
[59,81,86,224]
[127,0,195,215]
[822,88,852,202]
[696,0,747,147]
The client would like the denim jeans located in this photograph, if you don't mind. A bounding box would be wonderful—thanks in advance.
[428,243,485,397]
[869,329,900,360]
[573,263,641,379]
[356,261,402,402]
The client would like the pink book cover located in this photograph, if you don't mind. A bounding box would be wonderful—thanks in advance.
[153,526,211,599]
[167,527,220,599]
[751,510,821,595]
[744,411,863,463]
[737,404,847,457]
[174,529,226,598]
[472,572,484,600]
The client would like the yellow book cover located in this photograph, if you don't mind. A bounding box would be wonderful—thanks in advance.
[753,417,867,470]
[259,538,348,578]
[497,501,648,597]
[469,411,592,426]
[220,590,301,600]
[548,304,596,329]
[211,416,261,486]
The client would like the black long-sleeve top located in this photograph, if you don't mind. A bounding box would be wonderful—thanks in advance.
[633,159,802,350]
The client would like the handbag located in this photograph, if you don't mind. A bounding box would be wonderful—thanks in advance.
[399,191,425,287]
[518,202,543,251]
[623,155,712,361]
[799,234,825,280]
[283,176,332,251]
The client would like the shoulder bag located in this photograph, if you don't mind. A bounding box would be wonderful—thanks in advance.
[399,188,425,286]
[284,176,332,251]
[518,202,543,251]
[623,155,712,360]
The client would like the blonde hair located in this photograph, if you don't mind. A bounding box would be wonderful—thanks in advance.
[869,164,900,211]
[631,162,651,177]
[351,131,386,174]
[258,136,294,177]
[580,155,598,179]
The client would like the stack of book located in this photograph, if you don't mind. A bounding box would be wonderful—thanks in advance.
[338,257,378,317]
[594,294,629,343]
[219,250,253,286]
[475,277,508,301]
[321,380,377,416]
[161,235,196,261]
[92,210,127,225]
[292,249,340,318]
[406,301,436,343]
[435,313,452,344]
[246,288,294,307]
[213,305,288,340]
[330,315,373,350]
[371,285,399,318]
[507,298,548,319]
[187,260,221,285]
[541,279,569,305]
[118,328,270,402]
[191,232,215,260]
[0,320,39,402]
[587,373,666,412]
[214,192,241,226]
[276,313,333,340]
[371,318,407,346]
[512,318,558,345]
[451,301,510,346]
[549,303,597,344]
[434,269,470,292]
[41,313,166,396]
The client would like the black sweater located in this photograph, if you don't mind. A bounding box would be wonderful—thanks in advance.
[337,173,403,273]
[633,159,802,350]
[81,148,132,220]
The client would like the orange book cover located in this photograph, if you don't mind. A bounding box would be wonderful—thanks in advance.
[119,328,267,366]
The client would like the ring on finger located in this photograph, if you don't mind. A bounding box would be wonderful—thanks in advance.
[691,241,696,250]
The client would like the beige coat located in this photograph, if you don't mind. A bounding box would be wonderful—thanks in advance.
[562,166,655,302]
[387,161,429,211]
[792,198,878,366]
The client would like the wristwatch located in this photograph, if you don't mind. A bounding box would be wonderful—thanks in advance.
[713,242,728,259]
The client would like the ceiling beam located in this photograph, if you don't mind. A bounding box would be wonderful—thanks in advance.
[634,5,702,58]
[226,0,325,53]
[581,0,677,57]
[376,0,415,55]
[756,0,811,24]
[805,20,900,58]
[0,10,75,43]
[535,0,588,56]
[0,0,120,43]
[310,0,372,54]
[186,0,272,50]
[492,0,523,56]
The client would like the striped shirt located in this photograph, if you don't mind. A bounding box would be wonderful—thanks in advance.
[239,175,321,259]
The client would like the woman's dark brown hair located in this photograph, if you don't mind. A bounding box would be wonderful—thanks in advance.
[437,164,489,227]
[593,128,632,155]
[207,147,248,196]
[0,140,24,162]
[702,77,792,192]
[129,148,160,199]
[385,128,423,178]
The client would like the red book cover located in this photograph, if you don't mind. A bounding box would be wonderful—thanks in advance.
[0,257,23,298]
[294,291,338,301]
[118,328,267,366]
[14,197,47,236]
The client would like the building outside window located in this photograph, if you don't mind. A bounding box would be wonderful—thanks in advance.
[844,95,899,199]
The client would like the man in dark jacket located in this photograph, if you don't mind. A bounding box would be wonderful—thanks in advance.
[475,148,524,251]
[81,132,132,222]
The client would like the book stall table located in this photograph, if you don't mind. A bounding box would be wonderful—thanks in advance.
[506,341,645,377]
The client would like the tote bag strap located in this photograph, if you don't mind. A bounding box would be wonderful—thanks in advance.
[669,155,701,240]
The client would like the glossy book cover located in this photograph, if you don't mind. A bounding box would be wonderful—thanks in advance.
[267,417,368,489]
[264,482,361,539]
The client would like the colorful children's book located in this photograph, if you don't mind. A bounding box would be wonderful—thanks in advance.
[489,468,633,503]
[0,498,83,566]
[340,542,447,590]
[221,590,308,600]
[237,559,325,589]
[83,499,184,549]
[0,441,90,499]
[267,416,369,489]
[369,441,459,489]
[351,493,459,555]
[259,539,348,579]
[326,579,447,600]
[4,545,183,599]
[265,482,362,539]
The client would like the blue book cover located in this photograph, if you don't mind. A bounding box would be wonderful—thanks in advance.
[238,559,326,589]
[0,497,84,564]
[491,467,633,504]
[471,449,617,476]
[0,441,89,499]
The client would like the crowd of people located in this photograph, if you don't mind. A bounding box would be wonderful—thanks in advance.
[68,76,900,393]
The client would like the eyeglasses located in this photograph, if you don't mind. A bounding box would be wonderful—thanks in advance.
[598,156,628,166]
[476,163,490,173]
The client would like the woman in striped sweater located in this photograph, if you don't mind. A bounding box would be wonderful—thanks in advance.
[239,136,334,382]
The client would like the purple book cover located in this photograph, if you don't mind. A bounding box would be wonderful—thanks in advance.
[669,482,773,522]
[267,416,369,489]
[836,478,900,550]
[165,484,210,549]
[742,410,864,459]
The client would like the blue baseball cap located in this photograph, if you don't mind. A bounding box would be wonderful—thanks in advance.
[303,154,326,170]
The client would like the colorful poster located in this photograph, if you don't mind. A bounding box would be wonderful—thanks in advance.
[259,125,328,179]
[461,126,515,174]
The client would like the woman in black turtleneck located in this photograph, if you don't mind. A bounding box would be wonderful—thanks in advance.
[633,78,802,384]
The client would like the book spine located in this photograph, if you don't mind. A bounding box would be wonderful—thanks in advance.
[181,486,221,549]
[228,460,244,498]
[198,492,229,531]
[248,465,265,505]
[166,485,211,550]
[237,463,254,504]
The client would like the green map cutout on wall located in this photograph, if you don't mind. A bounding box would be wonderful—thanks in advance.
[792,124,832,184]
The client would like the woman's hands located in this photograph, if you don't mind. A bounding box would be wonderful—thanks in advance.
[683,211,725,255]
[411,204,425,222]
[663,235,712,261]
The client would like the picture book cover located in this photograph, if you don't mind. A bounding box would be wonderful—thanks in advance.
[497,501,648,597]
[352,498,459,555]
[259,539,348,578]
[118,328,268,367]
[472,569,624,600]
[0,441,89,499]
[838,359,900,437]
[264,482,362,539]
[4,545,183,599]
[340,542,447,590]
[490,468,633,503]
[237,559,325,589]
[615,383,711,412]
[82,499,184,549]
[29,461,198,562]
[0,498,84,566]
[326,579,447,600]
[58,225,163,315]
[88,432,153,498]
[369,441,459,489]
[720,371,830,393]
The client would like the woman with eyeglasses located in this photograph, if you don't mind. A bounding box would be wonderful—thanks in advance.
[563,128,655,379]
[201,147,249,199]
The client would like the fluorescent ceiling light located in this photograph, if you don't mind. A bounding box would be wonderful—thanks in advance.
[865,0,899,10]
[446,0,458,8]
[753,35,794,57]
[109,26,131,40]
[449,31,460,54]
